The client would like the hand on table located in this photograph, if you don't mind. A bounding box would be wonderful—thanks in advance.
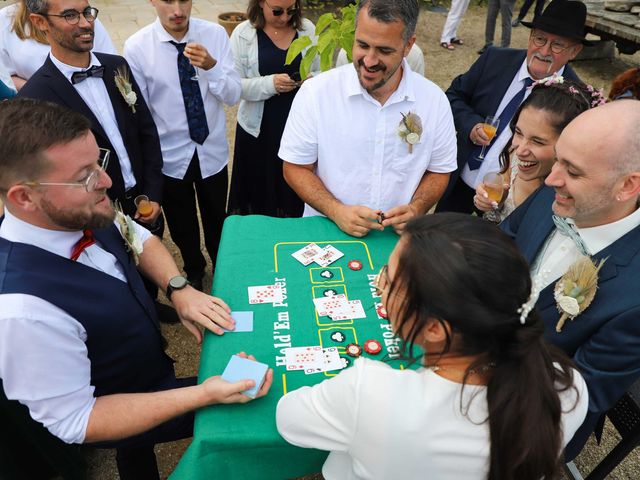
[381,204,420,235]
[201,352,273,404]
[474,182,509,212]
[470,122,492,146]
[184,43,216,71]
[331,205,384,238]
[273,73,298,94]
[134,201,162,224]
[170,287,234,342]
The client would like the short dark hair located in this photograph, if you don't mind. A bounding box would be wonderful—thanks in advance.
[247,0,303,31]
[356,0,419,43]
[24,0,49,15]
[0,98,92,196]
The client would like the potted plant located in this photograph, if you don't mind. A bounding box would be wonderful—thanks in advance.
[218,11,248,37]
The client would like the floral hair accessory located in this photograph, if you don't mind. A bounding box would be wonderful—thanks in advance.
[586,84,607,107]
[398,111,423,154]
[528,73,564,90]
[517,272,545,325]
[114,66,137,113]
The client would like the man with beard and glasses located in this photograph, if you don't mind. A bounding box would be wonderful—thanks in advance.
[436,0,585,214]
[18,0,177,322]
[0,99,272,479]
[280,0,456,237]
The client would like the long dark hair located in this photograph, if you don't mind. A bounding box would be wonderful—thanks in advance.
[392,213,578,480]
[247,0,303,30]
[499,79,593,174]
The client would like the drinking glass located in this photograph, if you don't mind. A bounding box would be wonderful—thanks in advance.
[134,195,153,218]
[481,172,504,223]
[475,116,500,161]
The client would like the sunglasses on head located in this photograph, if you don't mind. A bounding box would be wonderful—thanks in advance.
[264,0,297,17]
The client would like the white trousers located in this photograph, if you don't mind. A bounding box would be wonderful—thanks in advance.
[440,0,471,44]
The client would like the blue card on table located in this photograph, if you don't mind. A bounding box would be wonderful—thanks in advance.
[221,355,268,399]
[225,311,254,332]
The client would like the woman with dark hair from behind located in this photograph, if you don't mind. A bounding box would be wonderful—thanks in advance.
[276,214,588,479]
[474,77,600,222]
[608,67,640,100]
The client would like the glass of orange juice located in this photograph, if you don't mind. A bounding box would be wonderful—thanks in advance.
[134,195,153,218]
[481,172,504,223]
[475,116,500,161]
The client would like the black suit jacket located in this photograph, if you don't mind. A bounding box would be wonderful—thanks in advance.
[19,53,164,204]
[444,48,580,191]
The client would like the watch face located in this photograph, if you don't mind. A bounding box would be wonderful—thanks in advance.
[169,276,188,289]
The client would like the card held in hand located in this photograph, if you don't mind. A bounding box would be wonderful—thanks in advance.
[221,355,269,399]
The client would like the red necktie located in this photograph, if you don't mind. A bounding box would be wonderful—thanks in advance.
[70,229,95,261]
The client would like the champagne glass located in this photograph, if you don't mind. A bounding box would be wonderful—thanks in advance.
[186,42,199,81]
[475,116,500,161]
[481,172,504,223]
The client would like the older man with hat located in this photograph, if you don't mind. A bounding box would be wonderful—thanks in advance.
[437,0,588,213]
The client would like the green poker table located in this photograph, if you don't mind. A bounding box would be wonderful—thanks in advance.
[170,215,406,480]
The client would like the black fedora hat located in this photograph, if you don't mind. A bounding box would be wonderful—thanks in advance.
[522,0,592,45]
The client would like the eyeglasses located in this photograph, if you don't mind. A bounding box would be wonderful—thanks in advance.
[42,6,99,25]
[264,0,297,17]
[530,33,577,54]
[374,264,390,296]
[24,149,110,193]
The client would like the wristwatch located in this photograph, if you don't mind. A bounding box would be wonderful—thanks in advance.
[166,275,189,301]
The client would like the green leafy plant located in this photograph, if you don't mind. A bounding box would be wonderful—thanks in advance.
[285,3,357,80]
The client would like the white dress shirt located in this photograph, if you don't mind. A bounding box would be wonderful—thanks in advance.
[534,207,640,289]
[49,52,136,190]
[279,61,457,217]
[0,3,116,81]
[461,61,565,189]
[123,17,241,180]
[277,357,588,480]
[0,209,151,444]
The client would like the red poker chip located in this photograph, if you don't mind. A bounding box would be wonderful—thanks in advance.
[345,343,362,357]
[376,305,388,319]
[363,339,382,355]
[348,260,363,271]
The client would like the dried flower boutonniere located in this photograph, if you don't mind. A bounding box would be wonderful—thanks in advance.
[398,111,423,154]
[114,66,137,113]
[114,202,143,264]
[554,255,606,332]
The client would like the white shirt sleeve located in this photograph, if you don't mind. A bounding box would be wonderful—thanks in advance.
[204,24,241,106]
[276,358,362,451]
[278,80,319,165]
[93,18,118,55]
[0,295,96,444]
[123,39,151,107]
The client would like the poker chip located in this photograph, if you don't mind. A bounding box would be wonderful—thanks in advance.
[324,288,338,297]
[320,269,334,279]
[345,343,362,357]
[363,339,382,355]
[330,331,346,343]
[376,305,388,319]
[348,260,363,271]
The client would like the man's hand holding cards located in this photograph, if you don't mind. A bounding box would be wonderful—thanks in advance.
[212,352,273,401]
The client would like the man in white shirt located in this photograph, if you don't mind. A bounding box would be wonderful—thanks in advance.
[280,0,456,237]
[501,100,640,460]
[0,99,271,479]
[124,0,240,288]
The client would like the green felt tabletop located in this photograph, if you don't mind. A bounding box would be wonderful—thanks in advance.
[171,215,405,480]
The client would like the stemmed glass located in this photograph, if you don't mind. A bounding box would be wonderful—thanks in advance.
[186,42,199,81]
[482,172,504,223]
[475,116,500,161]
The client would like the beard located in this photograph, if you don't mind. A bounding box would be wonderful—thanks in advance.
[40,195,115,231]
[355,57,402,93]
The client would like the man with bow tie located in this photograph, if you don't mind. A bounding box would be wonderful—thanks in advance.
[0,98,272,479]
[500,100,640,460]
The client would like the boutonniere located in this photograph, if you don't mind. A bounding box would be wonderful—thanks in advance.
[398,111,423,154]
[114,66,137,113]
[114,202,143,264]
[554,256,606,332]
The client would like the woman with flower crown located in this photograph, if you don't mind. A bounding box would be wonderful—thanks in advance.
[473,76,605,221]
[277,213,588,480]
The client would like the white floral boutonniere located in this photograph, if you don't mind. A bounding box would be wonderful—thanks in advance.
[115,202,143,264]
[398,111,423,154]
[114,66,137,113]
[553,255,606,332]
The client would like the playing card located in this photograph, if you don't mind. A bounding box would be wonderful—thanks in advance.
[292,243,322,266]
[284,346,323,371]
[220,355,269,399]
[248,285,284,304]
[304,347,344,374]
[313,294,347,317]
[313,245,344,267]
[330,300,367,321]
[224,311,254,332]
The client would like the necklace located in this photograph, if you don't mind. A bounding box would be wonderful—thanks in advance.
[428,363,495,375]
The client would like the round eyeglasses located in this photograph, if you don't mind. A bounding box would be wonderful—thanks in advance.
[530,33,577,54]
[374,264,390,296]
[42,6,99,25]
[23,148,110,193]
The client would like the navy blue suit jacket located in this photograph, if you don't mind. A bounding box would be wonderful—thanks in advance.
[501,186,640,458]
[445,48,580,189]
[18,54,164,204]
